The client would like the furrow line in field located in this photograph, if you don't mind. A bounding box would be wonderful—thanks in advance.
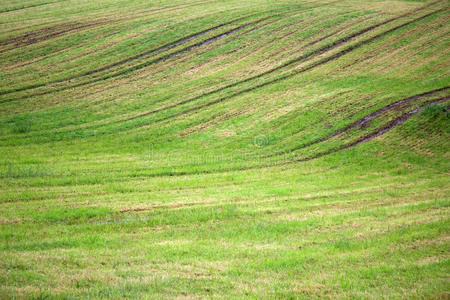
[122,13,364,122]
[0,1,341,99]
[0,15,272,99]
[0,22,79,46]
[0,1,234,70]
[0,19,240,96]
[294,96,450,163]
[0,20,115,50]
[152,16,441,124]
[267,86,450,157]
[129,95,449,178]
[126,2,444,124]
[0,9,339,140]
[72,1,341,81]
[2,5,440,143]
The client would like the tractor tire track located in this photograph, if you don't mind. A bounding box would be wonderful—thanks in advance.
[125,1,444,123]
[0,19,242,96]
[0,0,215,47]
[0,22,79,46]
[10,9,301,86]
[75,18,252,77]
[267,86,450,157]
[294,96,450,163]
[1,2,225,70]
[138,96,450,178]
[7,3,440,140]
[0,15,272,99]
[152,7,446,123]
[0,20,114,50]
[170,14,380,134]
[0,1,340,99]
[0,5,309,96]
[0,10,329,140]
[3,28,124,71]
[85,9,343,112]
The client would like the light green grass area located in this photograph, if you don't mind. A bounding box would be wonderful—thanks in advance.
[0,0,449,298]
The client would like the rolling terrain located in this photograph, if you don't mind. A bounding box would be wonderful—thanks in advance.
[0,0,449,298]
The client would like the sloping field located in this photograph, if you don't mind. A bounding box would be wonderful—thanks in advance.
[0,0,449,298]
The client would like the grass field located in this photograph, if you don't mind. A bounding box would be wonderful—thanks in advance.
[0,0,449,298]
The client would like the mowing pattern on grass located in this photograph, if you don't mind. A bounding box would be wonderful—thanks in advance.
[0,0,449,298]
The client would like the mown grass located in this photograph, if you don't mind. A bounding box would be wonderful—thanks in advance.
[0,0,449,298]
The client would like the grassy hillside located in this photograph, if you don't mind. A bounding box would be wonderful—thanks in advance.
[0,0,449,298]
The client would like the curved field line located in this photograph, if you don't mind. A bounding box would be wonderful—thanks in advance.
[0,22,79,46]
[122,12,367,121]
[69,8,348,112]
[0,1,341,99]
[0,5,318,96]
[0,1,225,70]
[267,86,450,157]
[293,96,450,163]
[141,10,445,127]
[0,18,244,96]
[123,2,445,124]
[168,14,382,135]
[0,14,276,99]
[5,9,296,77]
[91,3,340,79]
[34,92,442,179]
[2,6,441,143]
[0,10,340,140]
[136,95,449,178]
[0,20,115,50]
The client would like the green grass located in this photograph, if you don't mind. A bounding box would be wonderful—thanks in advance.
[0,0,449,298]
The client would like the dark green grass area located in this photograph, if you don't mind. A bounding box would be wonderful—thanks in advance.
[0,0,449,298]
